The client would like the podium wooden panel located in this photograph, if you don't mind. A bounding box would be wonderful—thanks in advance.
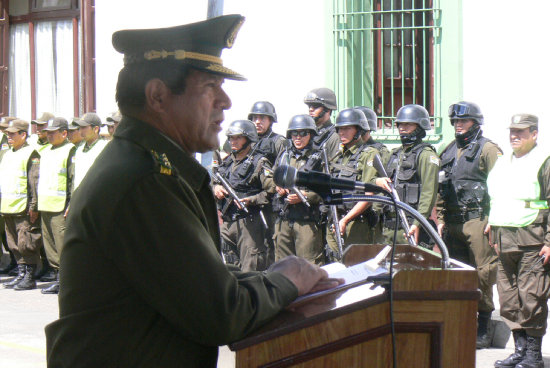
[229,244,479,367]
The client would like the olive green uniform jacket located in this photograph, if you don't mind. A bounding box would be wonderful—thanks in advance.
[45,116,298,367]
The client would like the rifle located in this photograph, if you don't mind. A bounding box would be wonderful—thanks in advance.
[372,154,417,246]
[214,172,249,214]
[321,145,344,259]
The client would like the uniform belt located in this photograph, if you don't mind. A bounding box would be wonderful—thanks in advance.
[444,209,486,224]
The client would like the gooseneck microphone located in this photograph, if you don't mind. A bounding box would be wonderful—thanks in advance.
[273,165,387,194]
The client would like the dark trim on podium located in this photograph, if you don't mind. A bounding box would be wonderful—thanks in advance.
[258,322,443,368]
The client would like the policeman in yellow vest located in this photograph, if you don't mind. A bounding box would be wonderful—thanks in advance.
[37,117,76,294]
[73,112,108,190]
[1,119,42,291]
[30,112,54,153]
[0,117,17,275]
[67,119,84,147]
[489,114,550,368]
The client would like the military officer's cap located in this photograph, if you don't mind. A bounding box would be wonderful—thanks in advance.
[31,112,55,125]
[105,110,122,125]
[112,14,246,81]
[5,119,29,133]
[509,114,538,130]
[0,116,17,129]
[75,112,102,127]
[68,118,80,130]
[43,117,69,131]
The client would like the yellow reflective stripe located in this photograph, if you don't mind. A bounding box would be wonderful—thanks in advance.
[526,200,549,210]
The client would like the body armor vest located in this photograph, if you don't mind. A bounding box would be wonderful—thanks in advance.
[273,147,323,222]
[439,136,490,215]
[217,152,263,221]
[312,122,336,151]
[386,142,435,210]
[252,129,284,164]
[332,143,369,211]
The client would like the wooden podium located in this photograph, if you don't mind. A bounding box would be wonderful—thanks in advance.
[229,244,479,367]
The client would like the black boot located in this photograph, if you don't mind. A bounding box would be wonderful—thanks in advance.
[34,248,51,280]
[0,251,17,275]
[516,335,544,368]
[3,264,26,289]
[477,310,492,349]
[495,329,527,367]
[40,268,57,282]
[41,271,59,294]
[14,264,36,290]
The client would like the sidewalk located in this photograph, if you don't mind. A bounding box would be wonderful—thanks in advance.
[0,271,547,367]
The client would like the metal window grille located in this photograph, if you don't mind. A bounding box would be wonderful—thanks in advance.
[333,0,442,142]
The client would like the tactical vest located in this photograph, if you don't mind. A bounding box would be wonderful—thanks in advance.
[386,142,435,210]
[332,142,371,211]
[74,139,108,189]
[0,144,36,214]
[37,142,75,212]
[272,147,323,222]
[217,152,264,221]
[439,137,491,216]
[312,122,336,151]
[253,129,285,164]
[488,146,550,227]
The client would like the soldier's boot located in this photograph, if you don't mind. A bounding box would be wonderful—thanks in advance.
[0,251,17,275]
[494,329,527,367]
[3,264,26,289]
[476,310,492,349]
[516,335,544,368]
[34,248,51,280]
[14,264,36,290]
[41,271,60,294]
[40,268,58,282]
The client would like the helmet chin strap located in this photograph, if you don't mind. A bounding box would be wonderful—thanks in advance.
[455,124,481,148]
[313,108,329,123]
[230,139,251,154]
[399,126,425,146]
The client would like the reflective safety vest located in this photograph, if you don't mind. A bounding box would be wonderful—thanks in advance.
[73,139,108,190]
[0,145,36,214]
[37,142,75,212]
[488,145,550,227]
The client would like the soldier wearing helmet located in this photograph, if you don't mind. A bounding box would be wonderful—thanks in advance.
[325,108,380,257]
[247,101,287,165]
[375,104,440,245]
[272,115,325,264]
[304,88,340,160]
[213,120,275,271]
[436,101,502,349]
[354,106,391,163]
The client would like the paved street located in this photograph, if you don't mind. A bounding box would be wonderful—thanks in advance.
[0,264,548,367]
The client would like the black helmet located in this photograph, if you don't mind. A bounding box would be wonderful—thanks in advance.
[225,120,258,142]
[353,106,378,131]
[247,101,277,122]
[448,101,484,125]
[286,115,317,138]
[395,104,431,131]
[303,88,337,110]
[335,108,369,133]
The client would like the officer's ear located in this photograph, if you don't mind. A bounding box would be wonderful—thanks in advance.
[144,79,170,113]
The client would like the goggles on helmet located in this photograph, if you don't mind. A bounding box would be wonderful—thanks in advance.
[448,103,471,118]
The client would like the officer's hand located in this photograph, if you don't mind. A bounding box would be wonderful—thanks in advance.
[213,185,228,200]
[276,186,288,197]
[408,225,420,243]
[437,223,444,237]
[375,177,392,192]
[539,246,550,265]
[268,256,344,296]
[240,197,251,207]
[286,193,301,205]
[338,218,348,235]
[28,210,38,224]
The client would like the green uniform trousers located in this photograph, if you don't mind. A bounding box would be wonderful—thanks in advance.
[274,219,324,265]
[444,216,497,312]
[41,211,66,270]
[221,214,268,272]
[4,214,43,265]
[497,250,550,337]
[326,217,374,255]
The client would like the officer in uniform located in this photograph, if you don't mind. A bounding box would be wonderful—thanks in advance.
[30,112,54,153]
[67,119,84,147]
[73,112,108,190]
[247,101,287,265]
[105,110,122,137]
[46,15,336,367]
[273,115,324,264]
[489,114,550,368]
[436,101,502,349]
[375,104,440,245]
[37,117,76,294]
[327,108,379,255]
[304,87,340,160]
[0,120,42,290]
[214,120,275,272]
[0,117,17,275]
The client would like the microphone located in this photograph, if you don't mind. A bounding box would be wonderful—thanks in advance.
[273,165,387,194]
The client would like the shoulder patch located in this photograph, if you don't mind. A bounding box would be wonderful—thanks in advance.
[32,157,40,164]
[366,158,374,167]
[429,155,440,166]
[150,150,173,175]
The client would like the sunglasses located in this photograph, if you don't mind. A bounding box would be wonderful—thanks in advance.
[290,131,310,137]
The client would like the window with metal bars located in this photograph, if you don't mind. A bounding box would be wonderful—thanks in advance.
[333,0,441,141]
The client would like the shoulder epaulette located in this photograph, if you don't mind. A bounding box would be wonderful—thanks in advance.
[150,150,173,176]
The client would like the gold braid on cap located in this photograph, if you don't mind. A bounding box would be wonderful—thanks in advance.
[143,49,222,64]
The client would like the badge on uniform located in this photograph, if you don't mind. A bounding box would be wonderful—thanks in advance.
[150,150,173,175]
[429,155,439,166]
[367,159,374,167]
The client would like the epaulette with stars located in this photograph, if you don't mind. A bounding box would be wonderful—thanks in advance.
[150,150,174,176]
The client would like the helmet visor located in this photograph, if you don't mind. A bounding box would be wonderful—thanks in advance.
[448,103,471,118]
